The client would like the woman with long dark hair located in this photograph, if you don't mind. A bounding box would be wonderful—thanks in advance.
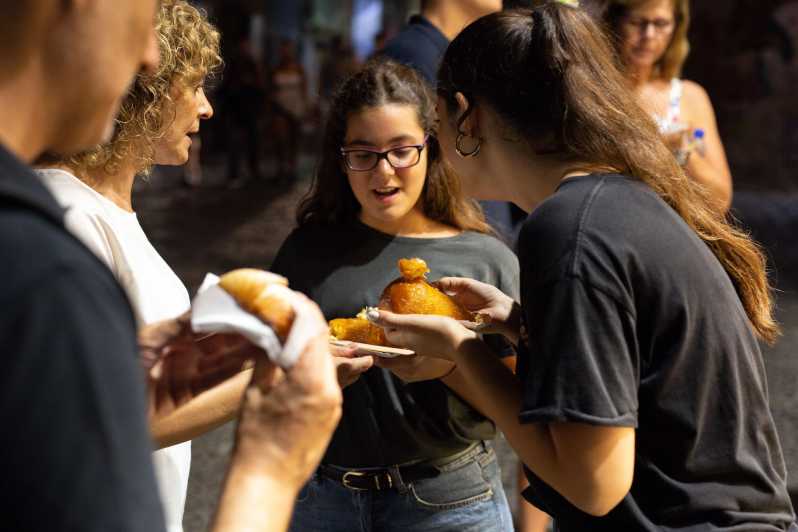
[271,59,518,531]
[371,3,797,529]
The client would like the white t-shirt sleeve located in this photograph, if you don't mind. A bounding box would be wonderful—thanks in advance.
[62,208,117,273]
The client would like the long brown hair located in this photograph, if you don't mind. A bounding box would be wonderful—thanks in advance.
[437,4,778,342]
[601,0,691,80]
[297,59,492,235]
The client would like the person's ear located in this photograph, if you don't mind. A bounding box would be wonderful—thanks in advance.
[454,91,480,138]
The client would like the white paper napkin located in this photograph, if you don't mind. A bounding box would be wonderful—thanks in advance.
[191,273,323,368]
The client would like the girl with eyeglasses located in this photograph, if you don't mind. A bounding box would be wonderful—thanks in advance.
[601,0,733,212]
[270,59,518,532]
[369,3,796,530]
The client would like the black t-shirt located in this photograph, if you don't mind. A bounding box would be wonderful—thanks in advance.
[380,15,449,85]
[0,145,165,532]
[516,173,796,530]
[271,219,519,467]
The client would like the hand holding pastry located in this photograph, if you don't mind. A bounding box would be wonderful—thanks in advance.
[139,311,261,423]
[330,343,374,387]
[367,309,477,361]
[233,293,342,491]
[434,277,521,344]
[329,258,476,349]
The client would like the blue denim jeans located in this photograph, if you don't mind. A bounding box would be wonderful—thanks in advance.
[289,443,513,532]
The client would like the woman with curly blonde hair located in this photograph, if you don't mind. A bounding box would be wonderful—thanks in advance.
[35,2,231,531]
[601,0,733,212]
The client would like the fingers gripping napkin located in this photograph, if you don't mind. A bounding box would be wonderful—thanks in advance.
[191,269,325,368]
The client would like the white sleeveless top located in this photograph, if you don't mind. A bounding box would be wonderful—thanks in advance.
[654,78,684,134]
[36,168,191,532]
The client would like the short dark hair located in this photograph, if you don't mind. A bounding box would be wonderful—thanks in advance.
[502,0,535,8]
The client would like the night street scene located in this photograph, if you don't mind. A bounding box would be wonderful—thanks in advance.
[1,1,798,531]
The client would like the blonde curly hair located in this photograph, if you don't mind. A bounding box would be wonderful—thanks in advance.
[52,0,222,175]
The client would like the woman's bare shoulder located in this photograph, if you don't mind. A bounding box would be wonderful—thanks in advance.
[681,79,713,107]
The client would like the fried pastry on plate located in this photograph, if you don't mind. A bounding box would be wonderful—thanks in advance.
[329,309,387,346]
[329,258,476,347]
[379,258,473,320]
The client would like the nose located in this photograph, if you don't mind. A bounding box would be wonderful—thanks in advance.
[197,87,213,120]
[642,22,657,39]
[370,156,396,185]
[141,27,160,76]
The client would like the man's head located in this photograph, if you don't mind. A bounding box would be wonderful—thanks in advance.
[421,0,503,20]
[44,0,222,176]
[0,1,160,158]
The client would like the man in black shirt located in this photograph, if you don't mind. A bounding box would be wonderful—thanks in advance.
[0,3,342,531]
[381,0,501,84]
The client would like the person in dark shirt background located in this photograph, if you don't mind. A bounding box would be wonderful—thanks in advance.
[381,0,501,84]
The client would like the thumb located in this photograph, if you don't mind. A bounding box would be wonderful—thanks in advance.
[433,277,471,296]
[340,355,375,373]
[366,308,418,329]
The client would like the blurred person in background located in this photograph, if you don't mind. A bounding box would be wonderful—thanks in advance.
[270,38,308,181]
[319,35,361,118]
[601,0,733,212]
[0,1,342,531]
[380,0,501,84]
[220,36,264,187]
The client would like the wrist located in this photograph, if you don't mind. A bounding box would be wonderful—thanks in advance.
[227,455,303,498]
[451,323,479,358]
[228,443,307,495]
[214,462,300,532]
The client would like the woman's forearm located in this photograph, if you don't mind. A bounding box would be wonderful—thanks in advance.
[685,153,732,212]
[447,338,633,516]
[441,355,516,418]
[152,370,251,448]
[211,458,300,532]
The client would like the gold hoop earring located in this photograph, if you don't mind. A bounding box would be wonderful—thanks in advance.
[455,132,482,158]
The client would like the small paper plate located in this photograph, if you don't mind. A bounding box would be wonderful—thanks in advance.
[330,339,414,358]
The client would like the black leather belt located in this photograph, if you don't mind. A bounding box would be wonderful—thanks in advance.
[318,462,440,491]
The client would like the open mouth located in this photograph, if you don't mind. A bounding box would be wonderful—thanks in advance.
[373,187,400,198]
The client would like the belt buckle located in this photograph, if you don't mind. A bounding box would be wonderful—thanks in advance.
[341,470,394,491]
[342,471,368,491]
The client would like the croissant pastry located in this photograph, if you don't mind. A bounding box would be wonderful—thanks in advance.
[329,258,473,345]
[218,268,295,341]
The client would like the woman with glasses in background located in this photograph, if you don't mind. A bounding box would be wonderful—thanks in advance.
[270,59,518,532]
[601,0,733,212]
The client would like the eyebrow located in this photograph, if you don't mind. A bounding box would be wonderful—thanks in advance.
[344,135,420,147]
